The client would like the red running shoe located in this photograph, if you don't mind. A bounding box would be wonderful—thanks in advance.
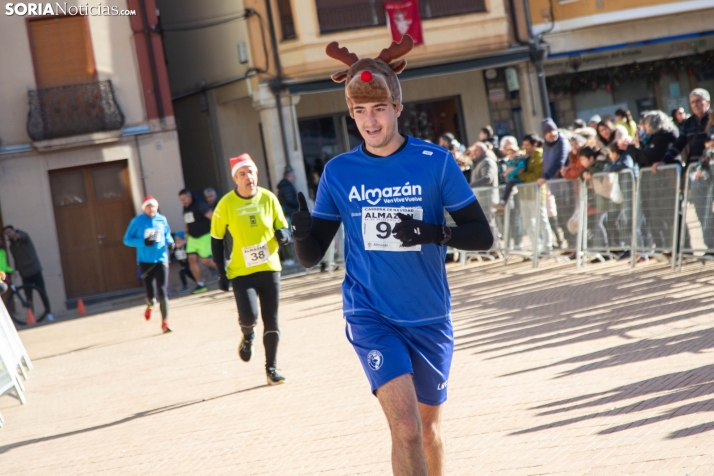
[144,306,153,321]
[161,321,172,333]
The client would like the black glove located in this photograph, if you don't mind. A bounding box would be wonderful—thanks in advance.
[393,213,440,247]
[291,192,312,241]
[274,228,290,245]
[144,229,158,246]
[218,274,230,292]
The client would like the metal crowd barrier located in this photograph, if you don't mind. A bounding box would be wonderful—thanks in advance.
[455,185,504,264]
[634,164,681,270]
[500,181,576,267]
[579,170,637,267]
[455,165,686,270]
[678,162,714,269]
[0,300,31,426]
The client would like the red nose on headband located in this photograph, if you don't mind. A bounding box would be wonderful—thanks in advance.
[360,71,373,82]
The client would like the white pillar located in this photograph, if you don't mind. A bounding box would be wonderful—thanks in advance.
[252,83,309,198]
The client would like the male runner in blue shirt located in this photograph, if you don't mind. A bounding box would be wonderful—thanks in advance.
[292,35,493,475]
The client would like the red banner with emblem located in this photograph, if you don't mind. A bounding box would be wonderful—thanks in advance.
[384,0,423,46]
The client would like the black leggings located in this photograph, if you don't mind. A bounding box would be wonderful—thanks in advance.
[232,271,281,371]
[140,263,169,320]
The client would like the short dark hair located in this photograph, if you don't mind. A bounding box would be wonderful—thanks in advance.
[178,188,191,196]
[572,119,586,129]
[522,133,543,147]
[577,146,600,160]
[3,225,14,231]
[480,126,494,137]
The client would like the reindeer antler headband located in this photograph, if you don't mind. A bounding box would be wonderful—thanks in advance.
[325,35,414,118]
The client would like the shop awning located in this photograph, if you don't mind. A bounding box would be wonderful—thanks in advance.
[286,48,530,95]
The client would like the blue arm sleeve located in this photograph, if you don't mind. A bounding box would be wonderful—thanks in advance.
[164,219,174,245]
[123,218,144,248]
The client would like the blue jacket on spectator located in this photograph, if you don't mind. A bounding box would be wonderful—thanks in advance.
[542,134,571,180]
[605,152,639,180]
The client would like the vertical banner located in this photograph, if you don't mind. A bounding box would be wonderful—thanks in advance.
[384,0,424,46]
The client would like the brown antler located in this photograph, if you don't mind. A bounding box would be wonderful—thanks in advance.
[326,42,359,67]
[377,35,414,63]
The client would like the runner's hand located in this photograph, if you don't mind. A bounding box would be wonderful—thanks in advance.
[218,274,230,292]
[291,192,312,241]
[393,213,439,246]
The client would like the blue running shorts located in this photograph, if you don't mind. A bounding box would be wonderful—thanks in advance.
[345,314,454,406]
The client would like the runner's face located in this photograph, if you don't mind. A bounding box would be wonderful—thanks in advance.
[144,204,158,217]
[233,166,258,196]
[179,193,192,207]
[353,102,400,149]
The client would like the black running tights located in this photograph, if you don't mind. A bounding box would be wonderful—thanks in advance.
[231,271,280,371]
[140,263,169,320]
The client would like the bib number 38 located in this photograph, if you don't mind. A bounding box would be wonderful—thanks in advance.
[242,243,270,267]
[362,206,423,252]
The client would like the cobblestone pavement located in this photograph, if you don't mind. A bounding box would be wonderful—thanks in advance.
[2,258,714,475]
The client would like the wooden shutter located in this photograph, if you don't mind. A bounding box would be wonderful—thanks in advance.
[28,16,97,88]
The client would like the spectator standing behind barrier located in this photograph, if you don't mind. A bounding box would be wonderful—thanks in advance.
[672,107,689,134]
[596,120,630,151]
[498,136,524,249]
[659,88,714,252]
[540,120,570,249]
[469,142,499,189]
[3,226,53,321]
[618,111,678,253]
[514,134,553,251]
[580,147,609,249]
[588,115,602,130]
[178,189,217,294]
[123,196,174,333]
[615,109,638,138]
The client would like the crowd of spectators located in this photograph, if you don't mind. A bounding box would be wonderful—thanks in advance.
[449,87,714,261]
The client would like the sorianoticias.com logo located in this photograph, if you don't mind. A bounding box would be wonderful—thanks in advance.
[5,3,137,16]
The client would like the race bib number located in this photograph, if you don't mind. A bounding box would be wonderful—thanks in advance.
[362,207,423,252]
[144,227,163,245]
[174,248,187,260]
[242,243,270,267]
[183,212,195,224]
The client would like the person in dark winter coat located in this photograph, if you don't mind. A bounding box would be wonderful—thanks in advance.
[539,119,570,185]
[619,111,678,168]
[277,168,300,217]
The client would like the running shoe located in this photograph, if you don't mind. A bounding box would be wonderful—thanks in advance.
[144,306,153,321]
[238,336,253,362]
[192,284,208,294]
[266,369,286,385]
[161,321,172,333]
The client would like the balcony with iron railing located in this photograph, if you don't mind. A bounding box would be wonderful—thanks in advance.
[26,80,125,142]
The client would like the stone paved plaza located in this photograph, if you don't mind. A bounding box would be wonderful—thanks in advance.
[2,258,714,475]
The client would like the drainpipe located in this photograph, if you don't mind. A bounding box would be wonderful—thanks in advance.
[522,0,551,118]
[264,0,293,172]
[139,0,165,127]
